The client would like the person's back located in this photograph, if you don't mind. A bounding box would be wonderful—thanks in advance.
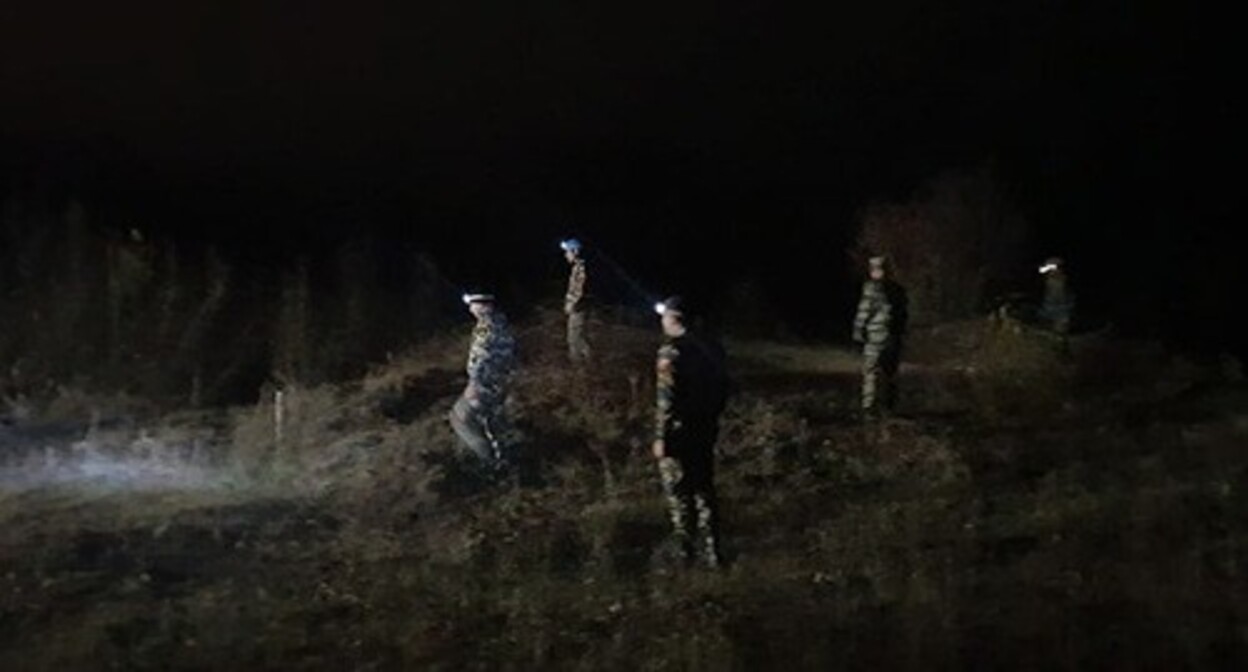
[468,310,515,395]
[667,331,729,426]
[1039,257,1074,334]
[881,279,908,340]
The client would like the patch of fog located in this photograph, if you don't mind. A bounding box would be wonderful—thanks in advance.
[0,438,241,494]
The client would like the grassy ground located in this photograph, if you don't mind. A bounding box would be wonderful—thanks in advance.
[2,310,1246,670]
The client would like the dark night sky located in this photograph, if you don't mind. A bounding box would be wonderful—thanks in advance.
[0,2,1228,348]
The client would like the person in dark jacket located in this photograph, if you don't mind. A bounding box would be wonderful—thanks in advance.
[652,295,730,568]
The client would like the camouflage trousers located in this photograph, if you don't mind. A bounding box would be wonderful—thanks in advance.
[566,311,591,363]
[862,340,901,415]
[658,451,720,568]
[449,392,509,464]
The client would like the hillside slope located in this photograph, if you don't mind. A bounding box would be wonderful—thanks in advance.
[2,311,1246,670]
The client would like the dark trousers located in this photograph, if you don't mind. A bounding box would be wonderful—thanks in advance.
[659,421,721,567]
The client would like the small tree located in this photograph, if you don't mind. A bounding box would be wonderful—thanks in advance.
[273,258,314,385]
[852,161,1031,325]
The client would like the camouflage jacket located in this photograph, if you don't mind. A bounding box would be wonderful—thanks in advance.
[853,279,908,345]
[654,333,729,443]
[467,312,516,396]
[1041,274,1075,320]
[565,258,587,313]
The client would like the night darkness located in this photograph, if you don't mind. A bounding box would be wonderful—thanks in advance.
[0,2,1228,348]
[5,4,1248,669]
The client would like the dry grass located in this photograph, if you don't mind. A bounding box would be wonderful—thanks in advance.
[2,315,1246,670]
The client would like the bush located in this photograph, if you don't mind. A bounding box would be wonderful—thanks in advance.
[966,325,1074,421]
[852,161,1032,325]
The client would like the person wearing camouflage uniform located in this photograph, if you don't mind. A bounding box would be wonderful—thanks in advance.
[450,293,517,466]
[561,239,591,363]
[1038,256,1074,336]
[853,256,908,418]
[652,296,730,569]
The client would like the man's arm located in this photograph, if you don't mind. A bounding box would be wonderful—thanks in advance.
[466,335,487,381]
[466,327,503,392]
[652,343,678,457]
[464,335,486,402]
[852,284,873,342]
[565,262,586,313]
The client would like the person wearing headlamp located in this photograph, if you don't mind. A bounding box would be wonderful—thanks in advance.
[560,238,591,363]
[652,296,730,569]
[449,292,517,467]
[1038,257,1074,337]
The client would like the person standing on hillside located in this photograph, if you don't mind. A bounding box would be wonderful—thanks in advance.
[852,255,908,419]
[561,238,592,364]
[450,292,517,469]
[652,296,731,569]
[1038,256,1075,337]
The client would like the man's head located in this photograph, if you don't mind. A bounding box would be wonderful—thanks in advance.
[868,255,888,281]
[654,296,687,337]
[560,238,582,263]
[462,292,496,319]
[1039,257,1063,275]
